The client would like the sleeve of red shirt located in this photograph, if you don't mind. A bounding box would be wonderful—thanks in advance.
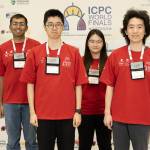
[74,49,88,85]
[0,47,5,76]
[20,49,36,83]
[100,52,116,87]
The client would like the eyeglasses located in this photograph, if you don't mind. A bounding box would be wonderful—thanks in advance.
[88,40,103,44]
[46,23,63,29]
[11,22,26,27]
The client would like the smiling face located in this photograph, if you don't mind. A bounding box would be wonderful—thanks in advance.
[88,34,103,56]
[126,17,145,44]
[9,17,28,39]
[44,16,64,40]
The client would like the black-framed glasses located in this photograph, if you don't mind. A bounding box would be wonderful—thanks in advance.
[46,22,63,29]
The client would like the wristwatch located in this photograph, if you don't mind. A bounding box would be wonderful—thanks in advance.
[75,109,81,114]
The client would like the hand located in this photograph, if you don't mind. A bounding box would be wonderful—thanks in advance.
[30,113,38,127]
[0,104,4,118]
[104,113,112,130]
[73,112,81,128]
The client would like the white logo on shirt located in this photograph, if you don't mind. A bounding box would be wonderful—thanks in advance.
[40,57,45,64]
[62,57,71,67]
[4,50,13,57]
[145,61,150,72]
[118,58,130,67]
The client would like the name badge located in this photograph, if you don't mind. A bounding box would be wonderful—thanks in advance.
[45,57,60,75]
[130,61,145,80]
[13,52,26,69]
[89,69,99,76]
[88,69,99,84]
[88,76,99,84]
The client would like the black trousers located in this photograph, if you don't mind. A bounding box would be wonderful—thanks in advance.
[113,121,150,150]
[78,115,112,150]
[37,119,75,150]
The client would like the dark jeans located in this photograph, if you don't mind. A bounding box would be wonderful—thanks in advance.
[113,121,150,150]
[37,119,75,150]
[78,115,112,150]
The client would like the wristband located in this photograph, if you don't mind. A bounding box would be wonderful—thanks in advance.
[75,109,81,114]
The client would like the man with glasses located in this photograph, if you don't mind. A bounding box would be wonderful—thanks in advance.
[20,9,87,150]
[0,14,40,150]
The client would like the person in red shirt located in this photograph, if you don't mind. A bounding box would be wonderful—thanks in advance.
[100,9,150,150]
[78,29,112,150]
[0,14,40,150]
[20,9,87,150]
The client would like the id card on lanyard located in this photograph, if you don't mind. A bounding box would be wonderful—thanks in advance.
[88,65,100,84]
[128,45,145,80]
[46,57,60,74]
[45,42,62,75]
[12,38,26,69]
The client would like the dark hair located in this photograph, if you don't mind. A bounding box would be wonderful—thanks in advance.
[10,14,28,26]
[84,29,107,74]
[43,9,64,25]
[121,9,150,44]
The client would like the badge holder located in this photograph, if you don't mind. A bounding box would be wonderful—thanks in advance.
[88,68,100,84]
[130,61,145,80]
[13,52,26,69]
[45,57,60,75]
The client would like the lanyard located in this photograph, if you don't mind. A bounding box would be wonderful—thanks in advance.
[128,45,145,60]
[12,38,27,53]
[46,42,63,56]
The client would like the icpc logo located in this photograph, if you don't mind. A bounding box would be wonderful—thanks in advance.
[63,3,86,31]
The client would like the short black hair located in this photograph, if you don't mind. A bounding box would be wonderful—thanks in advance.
[121,9,150,44]
[43,9,64,25]
[10,14,28,26]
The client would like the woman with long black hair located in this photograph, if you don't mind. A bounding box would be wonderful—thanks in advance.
[78,29,112,150]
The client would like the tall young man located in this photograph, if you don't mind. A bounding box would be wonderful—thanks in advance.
[0,14,40,150]
[20,9,87,150]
